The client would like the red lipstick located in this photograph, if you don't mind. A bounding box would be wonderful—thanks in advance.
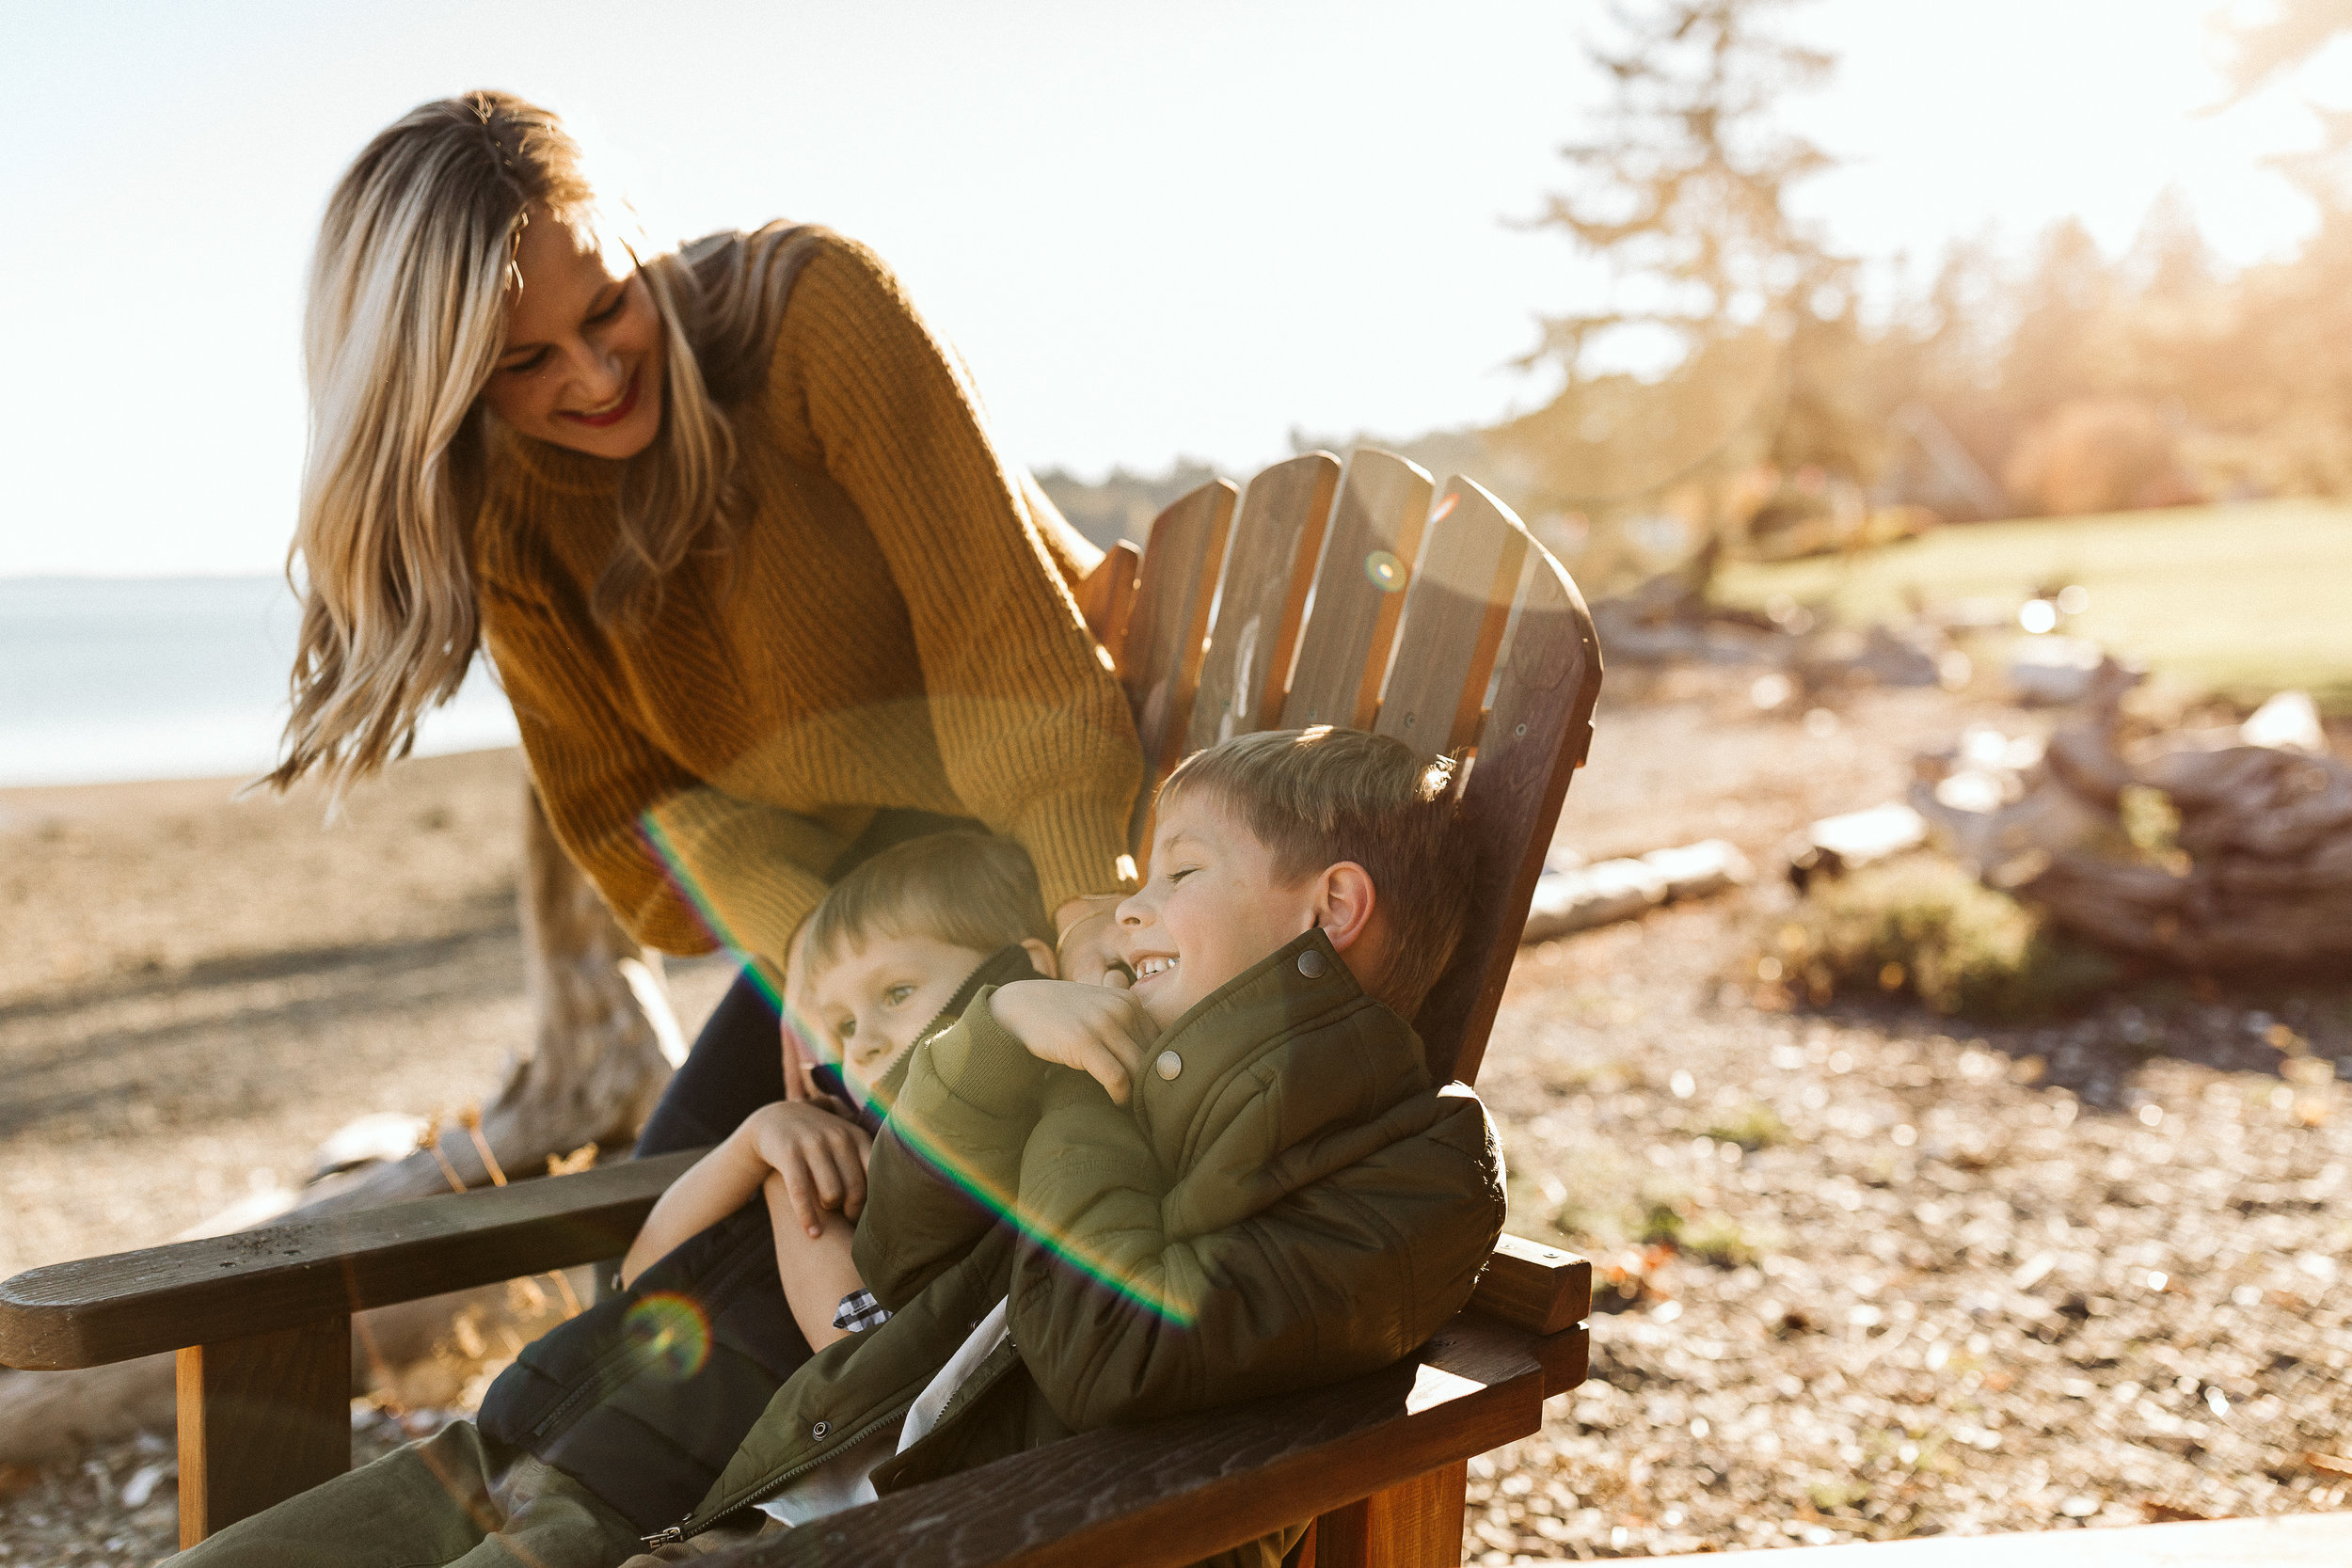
[561,370,640,429]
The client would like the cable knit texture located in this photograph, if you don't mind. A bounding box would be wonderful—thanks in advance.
[472,231,1141,967]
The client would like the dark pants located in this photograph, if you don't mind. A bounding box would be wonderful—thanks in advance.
[632,970,789,1157]
[168,1422,643,1567]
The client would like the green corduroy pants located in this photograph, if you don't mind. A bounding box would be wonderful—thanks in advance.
[166,1420,644,1568]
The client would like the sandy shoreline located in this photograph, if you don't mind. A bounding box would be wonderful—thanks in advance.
[0,747,736,1279]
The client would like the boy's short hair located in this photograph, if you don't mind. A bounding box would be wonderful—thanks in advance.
[804,832,1053,975]
[1158,726,1470,1018]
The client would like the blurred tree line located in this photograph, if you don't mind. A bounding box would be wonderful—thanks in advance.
[1042,0,2352,589]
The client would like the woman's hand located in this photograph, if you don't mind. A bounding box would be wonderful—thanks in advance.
[988,978,1158,1105]
[1052,894,1126,987]
[740,1100,874,1239]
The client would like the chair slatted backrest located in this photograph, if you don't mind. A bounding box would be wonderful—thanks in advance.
[1374,481,1528,756]
[1278,451,1436,731]
[1405,478,1597,1084]
[1092,539,1143,662]
[1118,480,1238,783]
[1185,452,1342,754]
[1111,451,1601,1088]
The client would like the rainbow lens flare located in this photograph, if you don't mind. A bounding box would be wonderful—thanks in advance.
[1363,549,1405,592]
[634,803,1194,1329]
[624,1291,713,1382]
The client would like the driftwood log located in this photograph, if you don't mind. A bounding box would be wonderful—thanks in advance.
[1915,660,2352,973]
[0,777,680,1463]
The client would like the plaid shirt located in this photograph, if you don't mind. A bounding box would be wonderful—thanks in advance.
[833,1289,893,1334]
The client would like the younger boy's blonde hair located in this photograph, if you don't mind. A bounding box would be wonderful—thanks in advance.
[1157,726,1470,1017]
[804,833,1053,975]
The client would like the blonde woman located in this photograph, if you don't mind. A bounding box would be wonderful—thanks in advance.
[273,94,1140,1197]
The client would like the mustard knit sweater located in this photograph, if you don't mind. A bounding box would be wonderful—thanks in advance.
[471,231,1142,969]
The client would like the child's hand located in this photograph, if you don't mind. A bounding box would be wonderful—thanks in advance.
[738,1100,874,1240]
[988,979,1159,1104]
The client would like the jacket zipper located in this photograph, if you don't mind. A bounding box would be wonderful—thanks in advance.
[642,1394,921,1546]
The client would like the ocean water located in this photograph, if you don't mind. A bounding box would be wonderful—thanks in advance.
[0,577,519,788]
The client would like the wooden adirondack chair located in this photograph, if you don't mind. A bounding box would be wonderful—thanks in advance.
[0,447,1603,1566]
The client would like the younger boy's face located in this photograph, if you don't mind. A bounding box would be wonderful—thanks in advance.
[812,933,994,1102]
[1115,792,1323,1029]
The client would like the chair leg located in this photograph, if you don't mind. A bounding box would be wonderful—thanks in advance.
[1312,1459,1470,1568]
[177,1314,351,1547]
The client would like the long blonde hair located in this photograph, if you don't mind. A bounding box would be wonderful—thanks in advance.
[271,90,812,794]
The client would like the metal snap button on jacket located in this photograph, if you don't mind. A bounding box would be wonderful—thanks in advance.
[1296,948,1327,978]
[811,1419,832,1439]
[1155,1050,1183,1081]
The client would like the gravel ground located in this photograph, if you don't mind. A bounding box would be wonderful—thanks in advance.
[5,678,2348,1563]
[1470,896,2352,1560]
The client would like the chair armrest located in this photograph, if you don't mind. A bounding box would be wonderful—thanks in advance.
[0,1149,707,1370]
[1466,1233,1591,1338]
[713,1312,1567,1568]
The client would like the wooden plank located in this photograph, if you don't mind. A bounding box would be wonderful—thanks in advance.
[1122,481,1238,784]
[711,1312,1545,1568]
[0,1149,703,1370]
[1088,539,1142,666]
[177,1315,350,1545]
[1279,451,1434,733]
[1533,1324,1590,1399]
[1412,508,1601,1086]
[1466,1232,1592,1337]
[1374,479,1527,756]
[1186,452,1342,752]
[1312,1461,1469,1568]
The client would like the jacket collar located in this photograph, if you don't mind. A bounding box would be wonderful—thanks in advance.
[1135,927,1419,1159]
[861,942,1043,1121]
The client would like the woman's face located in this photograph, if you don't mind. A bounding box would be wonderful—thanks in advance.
[480,206,666,460]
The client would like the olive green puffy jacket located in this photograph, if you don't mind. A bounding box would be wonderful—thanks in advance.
[675,927,1506,1563]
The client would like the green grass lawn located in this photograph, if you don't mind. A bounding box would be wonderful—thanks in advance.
[1714,499,2352,712]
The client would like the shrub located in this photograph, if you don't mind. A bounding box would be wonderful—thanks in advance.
[1767,857,2117,1021]
[1705,1101,1789,1151]
[1683,1212,1764,1267]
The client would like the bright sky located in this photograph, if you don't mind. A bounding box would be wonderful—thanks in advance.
[0,0,2338,577]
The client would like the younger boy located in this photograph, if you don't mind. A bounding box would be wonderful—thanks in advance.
[623,830,1060,1352]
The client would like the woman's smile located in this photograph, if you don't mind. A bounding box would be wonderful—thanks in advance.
[560,369,640,428]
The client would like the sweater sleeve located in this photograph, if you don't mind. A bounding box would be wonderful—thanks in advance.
[1003,1080,1507,1432]
[771,239,1142,915]
[476,533,841,967]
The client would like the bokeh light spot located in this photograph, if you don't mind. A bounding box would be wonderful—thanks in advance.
[624,1291,713,1382]
[1364,549,1406,592]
